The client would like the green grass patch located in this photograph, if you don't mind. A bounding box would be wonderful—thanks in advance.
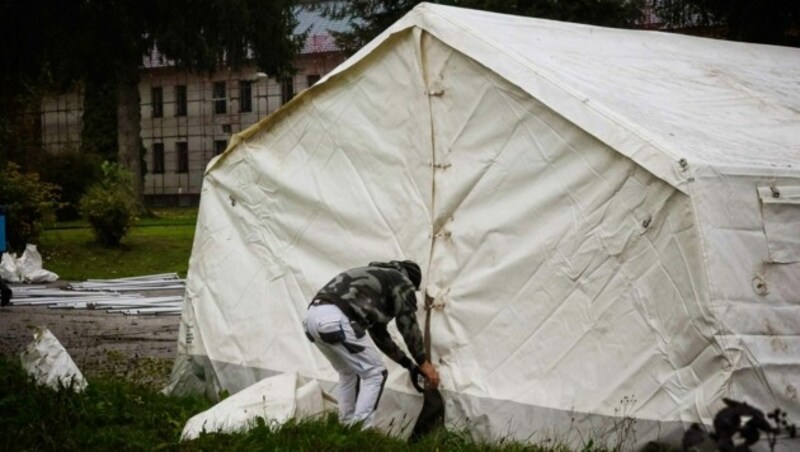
[38,207,197,280]
[0,356,575,451]
[0,356,209,451]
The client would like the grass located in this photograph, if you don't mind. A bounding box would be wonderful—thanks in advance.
[0,356,571,452]
[0,356,209,451]
[6,207,674,451]
[37,207,197,280]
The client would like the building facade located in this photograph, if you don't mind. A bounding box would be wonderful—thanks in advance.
[138,50,343,206]
[40,5,347,205]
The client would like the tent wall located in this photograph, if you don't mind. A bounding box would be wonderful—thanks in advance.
[168,31,435,399]
[690,169,800,419]
[417,32,718,435]
[167,29,732,444]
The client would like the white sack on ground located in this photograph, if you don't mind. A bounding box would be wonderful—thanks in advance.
[181,373,332,441]
[0,252,20,283]
[17,244,58,283]
[20,326,87,392]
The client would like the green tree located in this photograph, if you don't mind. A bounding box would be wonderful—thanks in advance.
[0,163,60,251]
[83,0,304,204]
[80,162,139,247]
[455,0,644,27]
[655,0,800,46]
[320,0,645,55]
[0,1,84,170]
[1,0,305,204]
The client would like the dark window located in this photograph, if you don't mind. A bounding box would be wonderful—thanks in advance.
[152,143,164,174]
[175,85,187,116]
[213,81,227,114]
[281,77,294,104]
[176,142,189,173]
[151,87,163,118]
[214,140,227,156]
[239,80,252,112]
[307,74,320,87]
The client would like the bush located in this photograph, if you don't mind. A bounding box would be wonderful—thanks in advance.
[40,148,102,221]
[79,162,139,247]
[0,162,60,251]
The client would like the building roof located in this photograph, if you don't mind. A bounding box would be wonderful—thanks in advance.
[295,2,350,54]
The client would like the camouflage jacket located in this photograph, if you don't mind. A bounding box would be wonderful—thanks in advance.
[314,262,426,366]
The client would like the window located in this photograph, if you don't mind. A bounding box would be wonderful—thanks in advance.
[151,87,163,118]
[213,81,227,114]
[175,85,187,116]
[214,140,227,156]
[281,77,294,104]
[152,143,164,174]
[176,142,189,173]
[307,74,320,87]
[239,80,252,112]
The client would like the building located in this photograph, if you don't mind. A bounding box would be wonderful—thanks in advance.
[40,4,348,206]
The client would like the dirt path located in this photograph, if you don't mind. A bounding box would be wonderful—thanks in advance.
[0,286,182,387]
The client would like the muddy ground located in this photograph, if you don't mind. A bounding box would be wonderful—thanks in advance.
[0,283,182,388]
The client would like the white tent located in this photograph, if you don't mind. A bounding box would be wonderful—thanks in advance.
[166,2,800,445]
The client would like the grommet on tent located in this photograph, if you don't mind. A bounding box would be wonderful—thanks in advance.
[433,230,451,240]
[752,275,769,296]
[426,79,445,97]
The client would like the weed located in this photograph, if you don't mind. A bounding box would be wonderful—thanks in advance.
[1,354,577,451]
[682,398,798,452]
[0,355,209,451]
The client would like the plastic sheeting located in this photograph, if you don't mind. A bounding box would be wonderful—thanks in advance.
[181,373,334,440]
[20,326,87,392]
[167,3,800,446]
[0,252,19,282]
[0,244,59,283]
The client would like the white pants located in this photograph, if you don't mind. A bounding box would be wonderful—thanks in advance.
[304,304,387,428]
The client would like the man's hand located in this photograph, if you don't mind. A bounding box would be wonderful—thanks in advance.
[419,360,440,389]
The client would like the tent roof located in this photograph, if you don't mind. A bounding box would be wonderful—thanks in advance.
[309,3,800,189]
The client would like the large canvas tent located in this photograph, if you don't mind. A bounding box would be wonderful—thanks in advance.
[166,3,800,444]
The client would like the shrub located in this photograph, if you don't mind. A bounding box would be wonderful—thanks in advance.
[0,162,60,251]
[40,148,102,221]
[79,162,139,247]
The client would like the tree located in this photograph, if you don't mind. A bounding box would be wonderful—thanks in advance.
[320,0,645,55]
[454,0,645,28]
[80,162,138,247]
[0,1,84,170]
[316,0,420,54]
[654,0,800,46]
[82,0,304,204]
[0,163,60,251]
[1,0,305,204]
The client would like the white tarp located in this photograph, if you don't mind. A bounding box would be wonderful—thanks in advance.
[167,3,800,446]
[181,373,333,440]
[1,244,59,283]
[20,326,87,392]
[0,252,20,282]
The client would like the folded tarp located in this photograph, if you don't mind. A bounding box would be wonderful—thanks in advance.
[181,372,335,441]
